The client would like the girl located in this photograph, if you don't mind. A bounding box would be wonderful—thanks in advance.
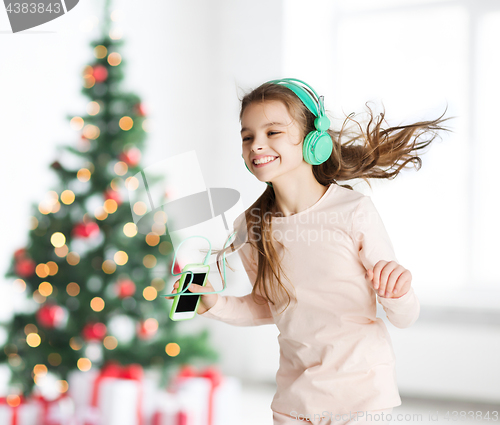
[166,78,451,425]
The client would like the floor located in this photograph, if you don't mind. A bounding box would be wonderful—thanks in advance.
[240,380,500,424]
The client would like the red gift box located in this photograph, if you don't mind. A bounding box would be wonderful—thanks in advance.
[152,390,196,425]
[33,393,74,425]
[0,395,41,425]
[168,365,222,425]
[68,361,144,425]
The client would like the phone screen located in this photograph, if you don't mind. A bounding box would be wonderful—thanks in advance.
[175,272,207,312]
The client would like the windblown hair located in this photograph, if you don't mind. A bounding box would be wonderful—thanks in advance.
[212,81,454,315]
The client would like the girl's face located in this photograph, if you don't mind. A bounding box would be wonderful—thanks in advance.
[241,100,306,185]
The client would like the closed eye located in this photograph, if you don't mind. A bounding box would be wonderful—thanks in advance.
[242,131,281,142]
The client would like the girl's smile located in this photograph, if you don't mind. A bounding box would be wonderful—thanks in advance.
[253,155,279,168]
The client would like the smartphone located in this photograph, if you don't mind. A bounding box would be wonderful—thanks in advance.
[169,263,210,321]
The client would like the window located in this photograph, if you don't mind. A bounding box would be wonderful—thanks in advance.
[283,0,500,305]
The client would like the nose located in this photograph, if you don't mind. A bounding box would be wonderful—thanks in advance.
[249,134,267,153]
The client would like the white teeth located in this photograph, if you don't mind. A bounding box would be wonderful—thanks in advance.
[253,156,277,165]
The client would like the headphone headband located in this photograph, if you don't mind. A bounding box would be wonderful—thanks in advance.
[266,78,325,118]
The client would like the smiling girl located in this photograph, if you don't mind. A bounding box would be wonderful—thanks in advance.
[167,78,451,425]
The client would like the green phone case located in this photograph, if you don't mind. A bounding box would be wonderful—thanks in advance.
[169,263,210,321]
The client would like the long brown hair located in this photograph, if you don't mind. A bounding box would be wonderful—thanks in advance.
[213,81,454,315]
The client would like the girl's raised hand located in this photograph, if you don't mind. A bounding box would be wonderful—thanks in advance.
[164,278,219,314]
[365,260,412,299]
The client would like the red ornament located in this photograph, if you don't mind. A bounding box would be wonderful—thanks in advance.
[36,304,65,329]
[118,147,141,167]
[104,188,122,205]
[15,258,36,278]
[137,319,158,340]
[116,279,136,298]
[82,322,107,341]
[14,248,27,260]
[134,103,146,117]
[93,65,108,83]
[72,221,100,238]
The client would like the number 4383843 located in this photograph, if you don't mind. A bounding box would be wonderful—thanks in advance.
[443,411,498,421]
[5,3,62,14]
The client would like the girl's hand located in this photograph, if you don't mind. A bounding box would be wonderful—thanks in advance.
[365,260,412,299]
[164,278,219,314]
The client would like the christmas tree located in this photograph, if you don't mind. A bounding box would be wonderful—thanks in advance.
[1,0,218,397]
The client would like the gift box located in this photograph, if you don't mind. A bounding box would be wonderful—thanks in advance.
[67,369,99,412]
[97,373,142,425]
[173,378,211,425]
[33,394,75,425]
[68,361,155,425]
[0,396,42,425]
[152,391,194,425]
[209,376,241,425]
[68,368,101,425]
[165,366,242,425]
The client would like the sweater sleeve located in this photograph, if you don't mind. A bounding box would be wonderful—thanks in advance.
[198,217,275,327]
[351,195,420,329]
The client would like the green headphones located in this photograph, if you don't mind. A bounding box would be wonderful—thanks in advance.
[241,78,333,188]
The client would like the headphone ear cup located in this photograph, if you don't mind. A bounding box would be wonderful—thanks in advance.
[302,131,317,165]
[303,131,333,165]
